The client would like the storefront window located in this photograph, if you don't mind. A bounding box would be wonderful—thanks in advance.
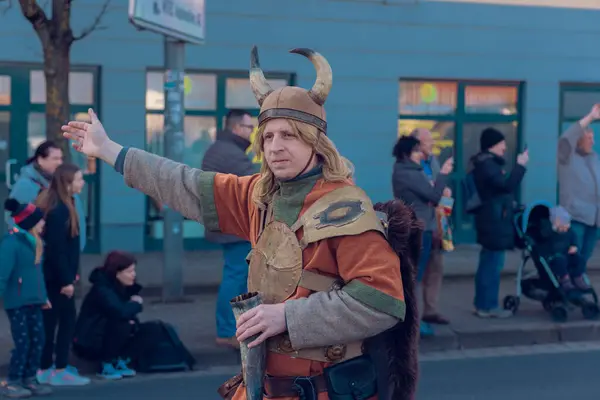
[144,70,293,249]
[398,79,523,244]
[399,81,457,116]
[29,70,94,105]
[0,76,10,105]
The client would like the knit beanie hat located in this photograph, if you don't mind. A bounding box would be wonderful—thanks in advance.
[550,206,571,226]
[4,199,44,231]
[480,128,505,152]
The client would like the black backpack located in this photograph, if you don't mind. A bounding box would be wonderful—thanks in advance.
[133,320,196,373]
[462,171,482,214]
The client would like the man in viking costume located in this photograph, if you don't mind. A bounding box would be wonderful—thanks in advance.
[62,46,420,400]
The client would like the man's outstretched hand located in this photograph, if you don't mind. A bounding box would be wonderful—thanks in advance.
[62,108,122,166]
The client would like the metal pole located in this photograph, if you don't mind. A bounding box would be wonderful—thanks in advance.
[162,36,185,302]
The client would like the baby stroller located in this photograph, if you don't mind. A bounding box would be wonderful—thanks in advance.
[503,201,600,322]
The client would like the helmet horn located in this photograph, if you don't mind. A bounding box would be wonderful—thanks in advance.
[249,46,273,106]
[289,48,332,106]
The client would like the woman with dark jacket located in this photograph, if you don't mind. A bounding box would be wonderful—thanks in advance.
[73,251,141,380]
[392,135,453,337]
[36,163,90,386]
[471,128,528,319]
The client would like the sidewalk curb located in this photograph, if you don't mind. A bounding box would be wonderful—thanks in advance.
[420,320,600,354]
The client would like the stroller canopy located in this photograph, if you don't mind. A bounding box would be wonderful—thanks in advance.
[521,200,554,234]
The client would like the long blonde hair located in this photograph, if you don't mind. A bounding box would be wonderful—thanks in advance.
[250,119,354,207]
[29,230,43,265]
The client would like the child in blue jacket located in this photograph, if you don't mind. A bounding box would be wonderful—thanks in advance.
[0,199,52,398]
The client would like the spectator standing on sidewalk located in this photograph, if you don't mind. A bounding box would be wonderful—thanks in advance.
[8,141,87,253]
[201,109,258,349]
[558,104,600,275]
[410,128,452,326]
[0,199,52,398]
[36,164,90,386]
[471,128,528,318]
[392,135,453,337]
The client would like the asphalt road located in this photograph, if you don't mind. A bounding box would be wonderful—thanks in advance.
[42,348,600,400]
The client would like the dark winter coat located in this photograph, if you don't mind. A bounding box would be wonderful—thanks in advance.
[392,159,449,232]
[73,268,143,357]
[201,130,257,244]
[535,220,578,260]
[471,151,526,250]
[42,199,80,289]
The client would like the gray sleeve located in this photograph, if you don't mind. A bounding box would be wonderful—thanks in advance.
[558,122,585,165]
[121,148,206,222]
[410,173,449,205]
[284,290,399,349]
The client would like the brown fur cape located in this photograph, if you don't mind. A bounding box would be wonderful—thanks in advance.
[364,199,422,400]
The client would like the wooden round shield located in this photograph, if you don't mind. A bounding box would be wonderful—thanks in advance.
[248,221,303,304]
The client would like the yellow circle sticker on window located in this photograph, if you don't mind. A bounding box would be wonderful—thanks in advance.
[420,83,437,104]
[184,76,192,96]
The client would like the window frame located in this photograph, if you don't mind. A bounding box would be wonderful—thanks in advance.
[0,63,101,253]
[398,78,525,244]
[144,68,295,251]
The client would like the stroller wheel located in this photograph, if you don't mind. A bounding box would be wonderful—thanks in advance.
[551,305,568,323]
[581,303,600,320]
[503,295,520,313]
[542,298,553,312]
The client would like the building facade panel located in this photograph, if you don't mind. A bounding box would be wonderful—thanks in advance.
[0,0,598,250]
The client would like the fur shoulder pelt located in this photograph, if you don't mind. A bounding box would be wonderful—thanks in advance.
[366,199,422,400]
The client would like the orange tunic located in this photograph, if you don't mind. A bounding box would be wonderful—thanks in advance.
[202,173,405,400]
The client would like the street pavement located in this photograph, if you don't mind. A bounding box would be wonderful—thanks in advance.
[44,343,600,399]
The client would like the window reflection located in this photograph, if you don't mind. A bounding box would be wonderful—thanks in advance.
[30,70,94,105]
[225,78,288,109]
[145,72,217,111]
[0,76,10,105]
[397,119,455,162]
[465,86,518,115]
[399,81,457,116]
[562,90,600,120]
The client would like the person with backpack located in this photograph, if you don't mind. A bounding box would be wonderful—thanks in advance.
[8,141,87,253]
[73,251,141,380]
[470,128,528,319]
[73,251,195,377]
[0,199,52,398]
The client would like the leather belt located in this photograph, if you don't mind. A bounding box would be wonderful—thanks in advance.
[267,333,364,364]
[264,374,328,398]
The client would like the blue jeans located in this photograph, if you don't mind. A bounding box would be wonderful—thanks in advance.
[417,231,433,283]
[570,221,598,273]
[216,241,251,338]
[474,248,506,311]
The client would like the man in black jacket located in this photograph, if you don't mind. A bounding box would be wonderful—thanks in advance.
[472,128,528,318]
[201,109,258,349]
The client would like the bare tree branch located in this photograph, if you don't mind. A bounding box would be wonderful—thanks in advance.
[17,0,50,45]
[72,0,110,41]
[51,0,73,43]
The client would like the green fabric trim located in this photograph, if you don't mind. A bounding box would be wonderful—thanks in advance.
[274,173,321,227]
[198,171,219,232]
[343,280,406,320]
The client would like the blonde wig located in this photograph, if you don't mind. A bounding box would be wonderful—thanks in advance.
[250,119,354,207]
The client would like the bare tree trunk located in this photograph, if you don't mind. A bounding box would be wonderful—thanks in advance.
[44,41,71,157]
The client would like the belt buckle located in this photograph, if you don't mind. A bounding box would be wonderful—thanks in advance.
[292,376,318,400]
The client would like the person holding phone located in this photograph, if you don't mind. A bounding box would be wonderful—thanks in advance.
[471,128,528,319]
[392,135,454,336]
